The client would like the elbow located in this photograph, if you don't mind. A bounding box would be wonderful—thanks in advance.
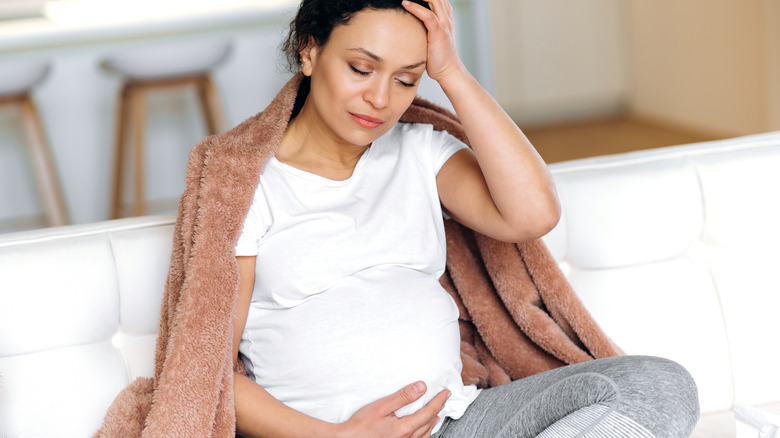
[525,181,562,240]
[540,194,562,235]
[527,202,561,241]
[535,201,562,239]
[504,195,562,243]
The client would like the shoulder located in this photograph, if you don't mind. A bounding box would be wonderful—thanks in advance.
[382,123,467,156]
[393,121,464,143]
[383,122,436,146]
[391,121,433,135]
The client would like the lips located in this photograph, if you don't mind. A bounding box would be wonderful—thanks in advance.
[349,112,384,129]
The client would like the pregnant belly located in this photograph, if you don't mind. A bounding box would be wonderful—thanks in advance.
[240,267,466,423]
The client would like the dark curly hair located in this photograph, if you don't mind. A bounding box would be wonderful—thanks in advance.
[282,0,431,71]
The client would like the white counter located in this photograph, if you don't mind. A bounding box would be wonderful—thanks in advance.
[0,0,299,53]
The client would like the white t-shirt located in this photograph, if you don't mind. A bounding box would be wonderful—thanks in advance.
[235,122,479,431]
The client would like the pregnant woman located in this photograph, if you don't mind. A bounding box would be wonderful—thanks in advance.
[230,1,700,437]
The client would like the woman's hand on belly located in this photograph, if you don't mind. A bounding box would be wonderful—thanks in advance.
[338,381,451,438]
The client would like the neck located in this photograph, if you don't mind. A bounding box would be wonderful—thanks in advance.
[275,98,370,181]
[280,98,369,168]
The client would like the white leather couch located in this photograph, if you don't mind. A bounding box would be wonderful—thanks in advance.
[2,131,779,437]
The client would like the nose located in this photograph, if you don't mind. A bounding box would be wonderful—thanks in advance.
[364,78,390,109]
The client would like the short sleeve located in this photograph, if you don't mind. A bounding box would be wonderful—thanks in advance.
[234,182,271,256]
[429,128,468,174]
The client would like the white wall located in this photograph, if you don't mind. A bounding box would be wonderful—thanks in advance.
[625,0,769,137]
[487,0,780,137]
[488,0,628,126]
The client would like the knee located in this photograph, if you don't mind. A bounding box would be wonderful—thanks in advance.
[665,357,700,420]
[627,356,701,436]
[643,356,699,406]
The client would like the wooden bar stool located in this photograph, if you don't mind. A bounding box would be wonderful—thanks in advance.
[0,58,70,227]
[103,39,231,219]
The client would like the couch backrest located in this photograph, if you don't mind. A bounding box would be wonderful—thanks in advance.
[0,216,175,438]
[543,131,780,414]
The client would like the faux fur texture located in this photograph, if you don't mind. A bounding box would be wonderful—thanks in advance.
[94,73,622,437]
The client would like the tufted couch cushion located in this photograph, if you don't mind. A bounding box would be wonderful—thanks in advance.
[542,131,780,436]
[0,216,174,437]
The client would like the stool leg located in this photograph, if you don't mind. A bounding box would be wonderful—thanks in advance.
[19,95,70,227]
[198,75,227,135]
[110,84,130,219]
[130,85,147,217]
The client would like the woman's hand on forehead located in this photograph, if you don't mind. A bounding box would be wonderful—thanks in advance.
[402,0,465,83]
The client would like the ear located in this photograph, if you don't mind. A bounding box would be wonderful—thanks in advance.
[300,38,319,77]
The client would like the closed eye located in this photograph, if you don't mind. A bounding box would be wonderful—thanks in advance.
[351,64,416,88]
[350,65,370,76]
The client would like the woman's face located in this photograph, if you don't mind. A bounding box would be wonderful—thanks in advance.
[300,8,428,147]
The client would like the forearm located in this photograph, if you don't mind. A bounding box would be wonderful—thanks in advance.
[235,372,343,438]
[438,66,560,232]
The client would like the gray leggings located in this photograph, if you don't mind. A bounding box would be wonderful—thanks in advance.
[433,356,700,438]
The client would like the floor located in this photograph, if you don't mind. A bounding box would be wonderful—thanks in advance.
[522,116,724,164]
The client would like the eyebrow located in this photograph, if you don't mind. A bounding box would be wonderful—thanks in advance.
[348,48,426,70]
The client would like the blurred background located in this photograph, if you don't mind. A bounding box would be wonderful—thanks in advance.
[0,0,775,232]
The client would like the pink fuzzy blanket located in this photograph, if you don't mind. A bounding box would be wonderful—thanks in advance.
[94,73,621,437]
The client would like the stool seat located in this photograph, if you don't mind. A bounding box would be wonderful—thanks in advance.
[0,58,50,97]
[102,39,231,80]
[105,39,230,219]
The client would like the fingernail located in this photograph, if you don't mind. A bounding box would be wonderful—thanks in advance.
[414,382,425,393]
